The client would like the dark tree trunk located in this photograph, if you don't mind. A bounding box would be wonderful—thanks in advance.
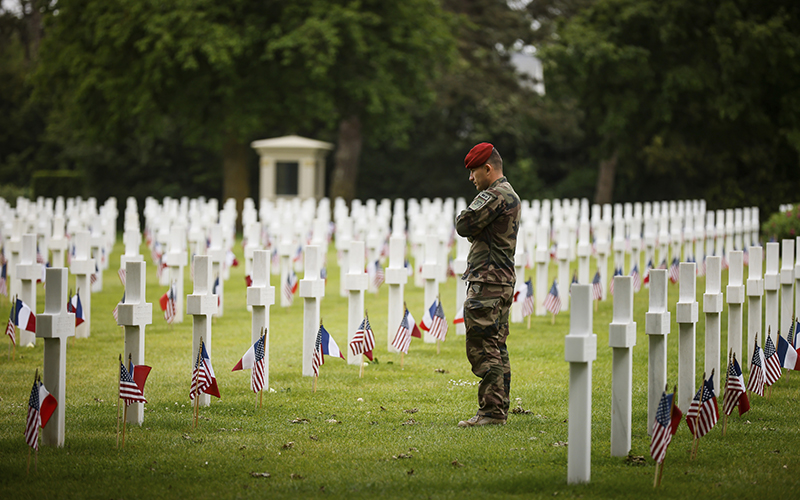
[222,134,250,231]
[593,150,619,205]
[329,115,363,202]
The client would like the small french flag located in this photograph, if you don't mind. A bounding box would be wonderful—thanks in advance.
[15,298,36,333]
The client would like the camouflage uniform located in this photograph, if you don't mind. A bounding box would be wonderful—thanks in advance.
[455,176,521,419]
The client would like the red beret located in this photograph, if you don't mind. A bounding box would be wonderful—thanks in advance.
[464,142,494,169]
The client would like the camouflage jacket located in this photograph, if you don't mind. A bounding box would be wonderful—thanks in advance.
[455,176,521,285]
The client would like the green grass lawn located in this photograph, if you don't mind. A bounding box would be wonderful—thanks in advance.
[1,239,799,499]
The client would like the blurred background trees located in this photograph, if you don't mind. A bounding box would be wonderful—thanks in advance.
[0,0,797,219]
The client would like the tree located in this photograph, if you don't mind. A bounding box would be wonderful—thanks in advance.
[34,0,457,208]
[264,0,457,201]
[542,0,800,211]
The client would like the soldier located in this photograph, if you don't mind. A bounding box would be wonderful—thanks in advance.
[455,142,521,427]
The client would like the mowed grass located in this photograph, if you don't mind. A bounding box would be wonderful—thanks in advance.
[1,238,800,499]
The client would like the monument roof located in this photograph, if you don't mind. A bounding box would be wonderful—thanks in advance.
[250,135,334,152]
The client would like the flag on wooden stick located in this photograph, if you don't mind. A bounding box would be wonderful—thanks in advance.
[686,371,719,439]
[722,353,750,416]
[746,339,766,397]
[190,340,220,399]
[543,280,561,316]
[232,331,267,394]
[25,373,57,451]
[311,323,344,377]
[349,315,376,361]
[764,333,782,386]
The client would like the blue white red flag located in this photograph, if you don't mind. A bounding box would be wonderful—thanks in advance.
[15,298,36,333]
[778,332,799,370]
[311,324,344,376]
[68,291,85,327]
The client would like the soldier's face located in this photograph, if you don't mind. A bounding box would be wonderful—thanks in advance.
[469,165,490,191]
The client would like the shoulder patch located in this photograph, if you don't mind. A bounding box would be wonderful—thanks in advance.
[469,191,494,210]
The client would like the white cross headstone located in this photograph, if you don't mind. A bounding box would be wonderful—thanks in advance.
[165,226,188,323]
[186,255,217,407]
[780,239,794,340]
[535,224,549,316]
[676,262,698,411]
[345,240,368,365]
[565,284,596,484]
[17,234,40,346]
[336,217,353,298]
[69,231,94,338]
[609,275,636,456]
[7,217,22,300]
[247,249,274,388]
[703,256,723,392]
[645,269,670,434]
[89,217,105,292]
[595,219,610,301]
[577,219,591,284]
[746,246,764,360]
[208,225,225,316]
[121,228,143,268]
[300,245,325,376]
[556,224,570,312]
[36,267,75,447]
[116,261,153,424]
[385,235,408,350]
[421,234,440,343]
[764,242,780,347]
[49,215,68,269]
[727,251,745,365]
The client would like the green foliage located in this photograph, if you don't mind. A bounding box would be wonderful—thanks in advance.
[542,0,800,214]
[762,204,800,242]
[31,170,85,199]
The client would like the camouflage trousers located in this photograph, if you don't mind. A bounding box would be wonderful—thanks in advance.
[464,281,513,419]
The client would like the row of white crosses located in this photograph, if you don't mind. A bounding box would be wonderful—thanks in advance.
[566,235,800,484]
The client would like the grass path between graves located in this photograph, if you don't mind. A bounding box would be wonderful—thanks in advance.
[1,239,799,499]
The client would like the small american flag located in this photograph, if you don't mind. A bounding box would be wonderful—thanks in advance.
[543,280,561,315]
[160,283,177,324]
[668,258,680,284]
[251,336,266,393]
[649,390,681,464]
[119,361,147,405]
[190,340,220,399]
[521,279,534,318]
[591,271,602,301]
[368,259,385,290]
[630,265,641,292]
[5,305,15,347]
[722,355,750,416]
[764,334,782,386]
[746,340,765,397]
[787,320,795,348]
[118,268,126,286]
[392,308,414,354]
[428,299,448,342]
[349,316,376,361]
[794,319,800,350]
[686,372,719,438]
[90,263,99,285]
[25,381,42,450]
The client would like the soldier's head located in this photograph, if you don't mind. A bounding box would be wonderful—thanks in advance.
[465,142,503,191]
